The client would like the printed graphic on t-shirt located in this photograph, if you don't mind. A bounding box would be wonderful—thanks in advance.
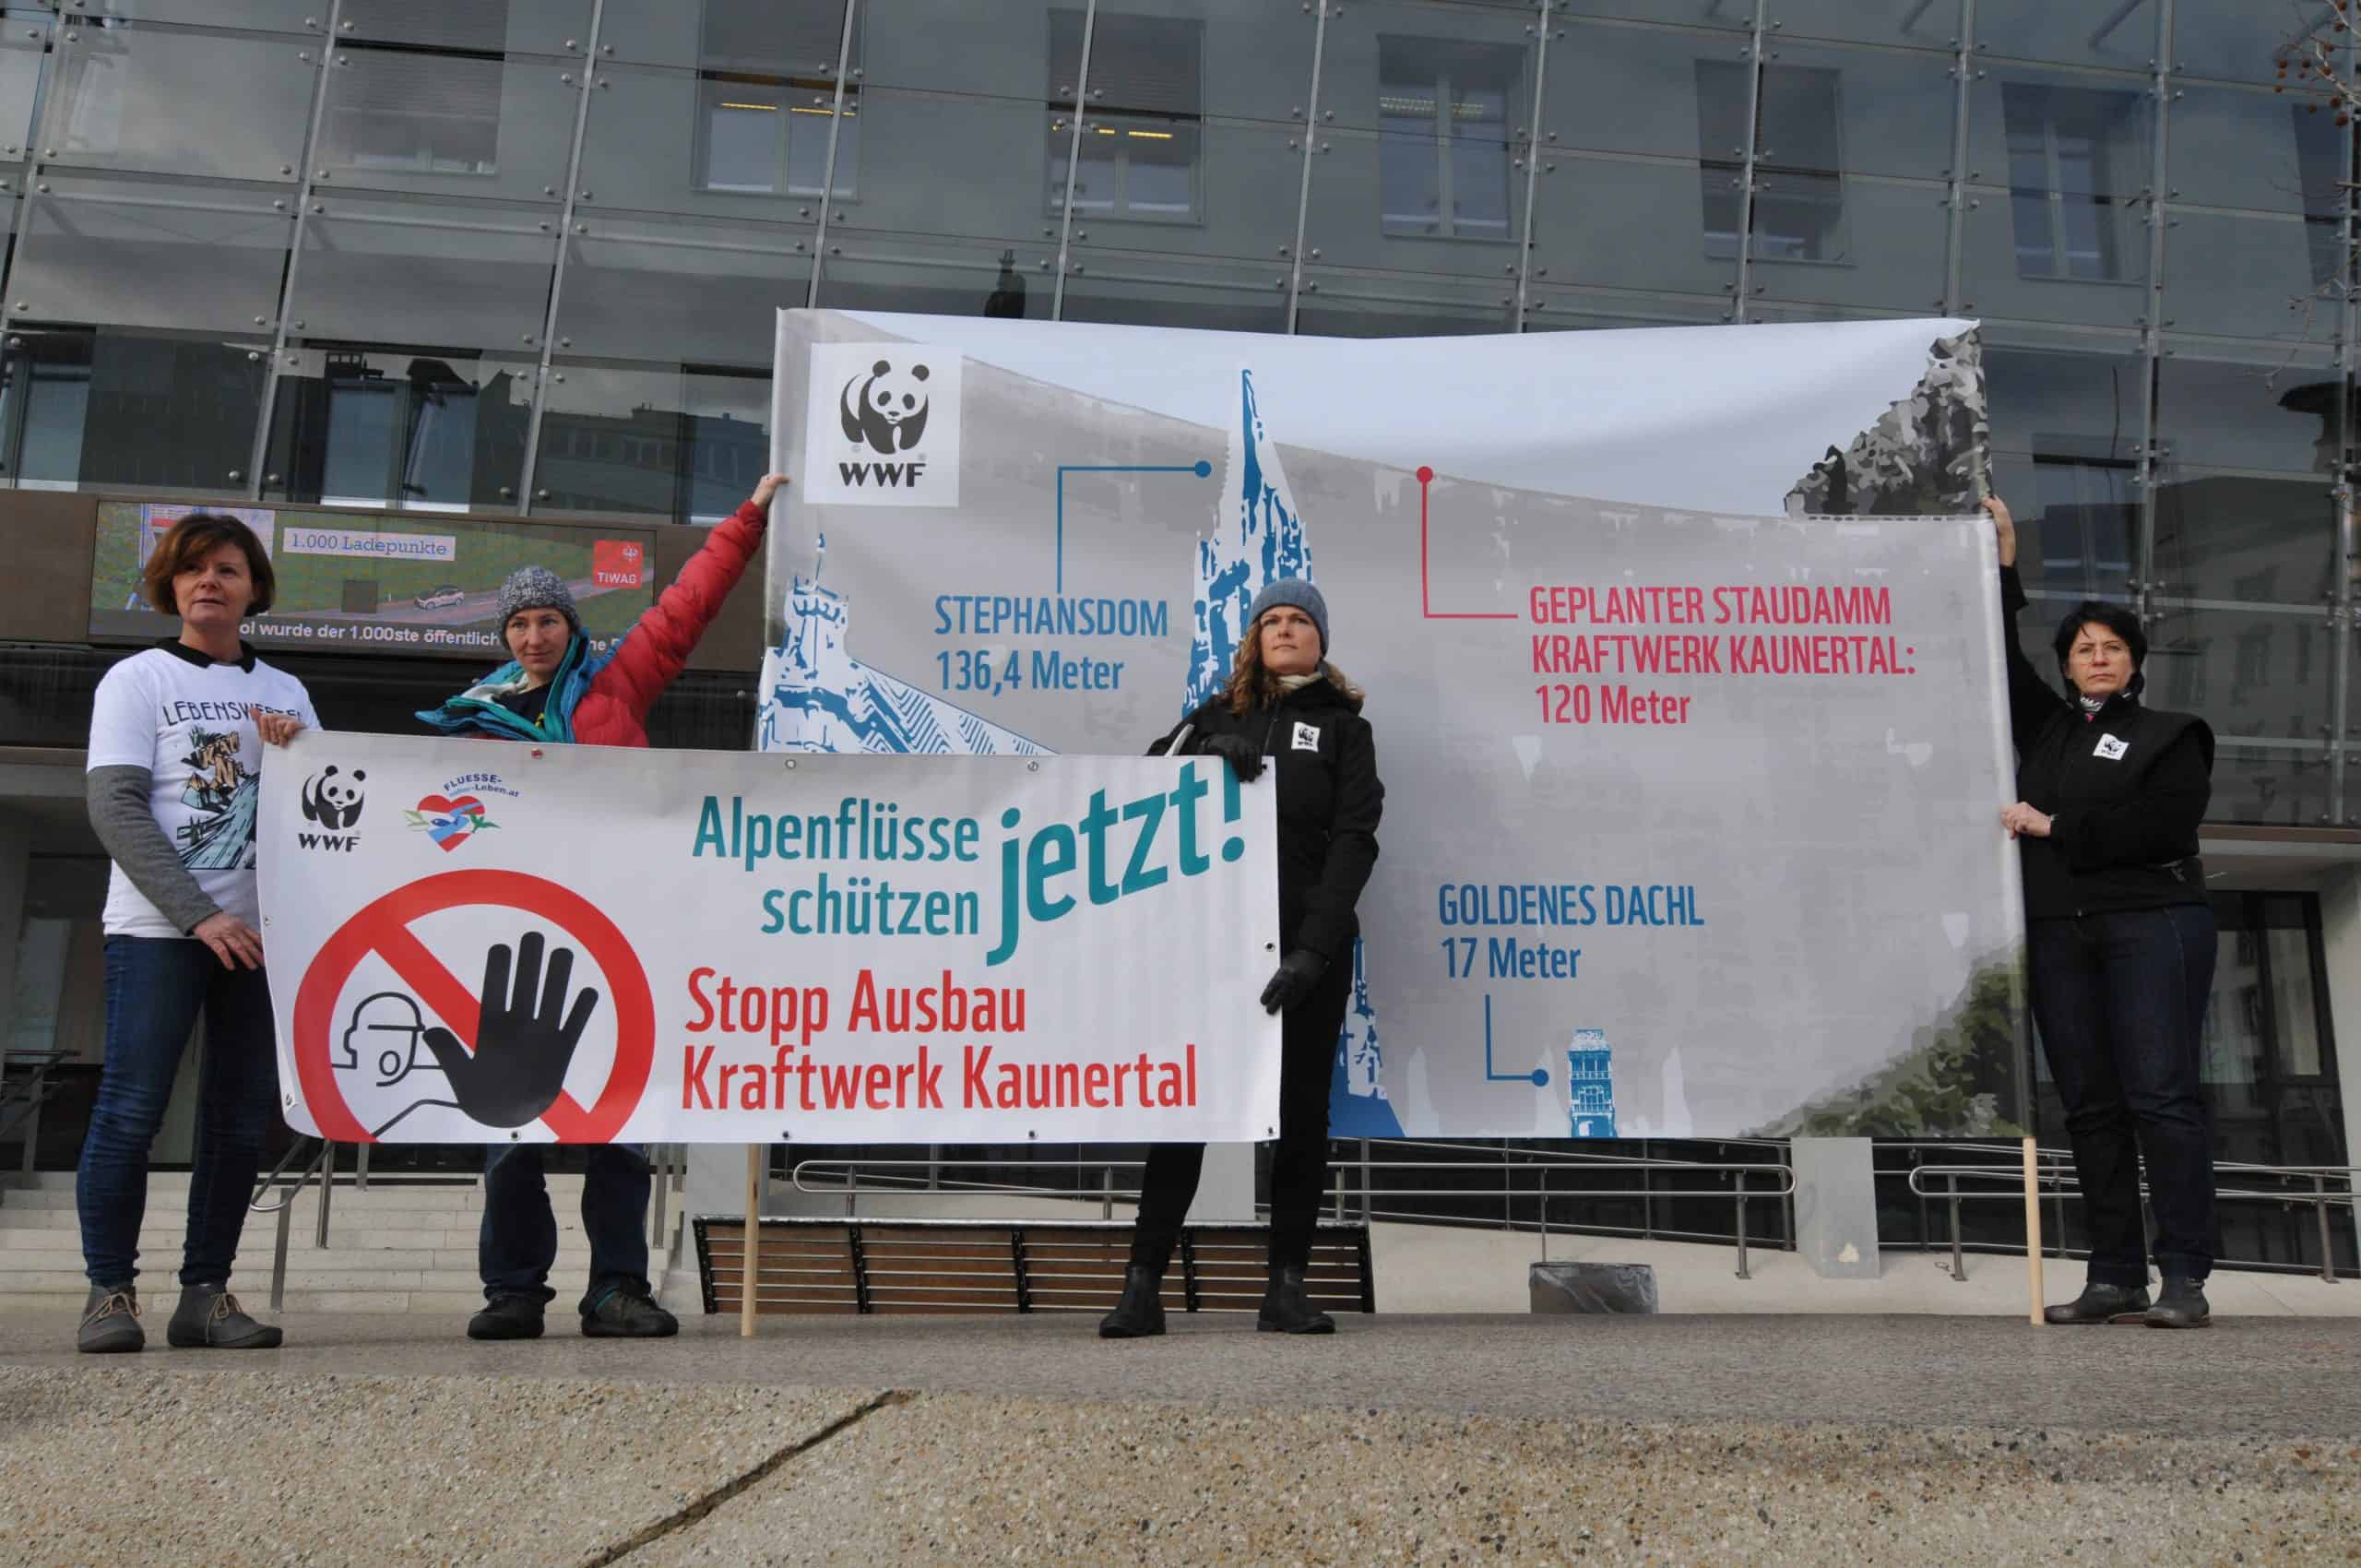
[174,724,261,870]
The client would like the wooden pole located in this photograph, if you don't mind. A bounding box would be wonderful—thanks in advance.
[741,1143,763,1338]
[2023,1134,2045,1325]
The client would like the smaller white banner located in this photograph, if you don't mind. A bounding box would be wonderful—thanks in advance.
[261,733,1279,1145]
[800,340,963,507]
[280,528,458,562]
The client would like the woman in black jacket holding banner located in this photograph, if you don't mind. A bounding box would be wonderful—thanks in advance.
[1100,580,1383,1338]
[1987,497,2219,1329]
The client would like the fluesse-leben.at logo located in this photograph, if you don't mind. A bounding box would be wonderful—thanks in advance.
[406,792,497,852]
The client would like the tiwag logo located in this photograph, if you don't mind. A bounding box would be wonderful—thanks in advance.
[404,771,520,853]
[802,342,962,507]
[296,766,366,853]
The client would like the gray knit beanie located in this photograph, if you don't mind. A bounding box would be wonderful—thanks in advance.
[1247,578,1329,654]
[495,564,580,636]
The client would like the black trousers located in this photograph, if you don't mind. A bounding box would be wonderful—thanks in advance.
[2027,905,2219,1286]
[1129,959,1352,1277]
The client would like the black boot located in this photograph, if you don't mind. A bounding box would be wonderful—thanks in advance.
[1097,1266,1167,1338]
[1257,1266,1335,1335]
[2042,1281,2150,1324]
[2143,1274,2211,1329]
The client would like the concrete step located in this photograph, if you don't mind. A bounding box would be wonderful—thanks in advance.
[0,1288,562,1318]
[0,1265,572,1291]
[0,1219,597,1248]
[1,1248,593,1275]
[0,1189,498,1215]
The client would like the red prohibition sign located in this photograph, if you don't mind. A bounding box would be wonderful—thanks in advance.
[292,869,655,1144]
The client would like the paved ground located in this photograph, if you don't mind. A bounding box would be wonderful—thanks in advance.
[1,1311,2355,1566]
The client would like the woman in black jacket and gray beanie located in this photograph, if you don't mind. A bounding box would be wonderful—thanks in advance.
[1987,497,2218,1329]
[1100,578,1383,1338]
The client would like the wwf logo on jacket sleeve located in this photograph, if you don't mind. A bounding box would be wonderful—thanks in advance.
[803,342,963,507]
[297,766,366,851]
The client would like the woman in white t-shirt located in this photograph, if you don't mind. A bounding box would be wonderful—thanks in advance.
[77,513,315,1355]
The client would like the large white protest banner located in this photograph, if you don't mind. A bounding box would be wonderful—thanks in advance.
[261,734,1281,1144]
[763,309,2025,1141]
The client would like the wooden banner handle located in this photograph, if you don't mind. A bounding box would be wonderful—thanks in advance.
[741,1143,763,1338]
[2023,1135,2045,1326]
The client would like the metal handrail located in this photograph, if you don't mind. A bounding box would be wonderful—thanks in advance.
[1905,1160,2359,1284]
[250,1139,337,1312]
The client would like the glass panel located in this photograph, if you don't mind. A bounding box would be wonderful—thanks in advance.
[0,23,46,161]
[1066,117,1302,264]
[1550,19,1737,159]
[76,1,324,31]
[289,193,559,349]
[2177,0,2312,87]
[1749,174,1952,310]
[1981,337,2144,457]
[2,327,267,495]
[2152,469,2334,608]
[1557,1,1748,31]
[2167,83,2344,217]
[1528,153,1741,300]
[2206,744,2331,826]
[533,361,771,519]
[1055,0,1317,127]
[337,0,594,56]
[1975,0,2159,71]
[1756,42,1961,180]
[36,20,317,182]
[2143,604,2331,744]
[1056,251,1287,334]
[555,215,816,365]
[1318,2,1535,137]
[262,347,535,509]
[580,63,851,223]
[1523,286,1732,329]
[1293,271,1518,337]
[6,175,294,334]
[1986,449,2137,600]
[598,0,848,72]
[2201,921,2267,1084]
[813,230,1056,319]
[2262,914,2325,1076]
[1959,183,2149,327]
[1303,125,1524,281]
[2154,352,2337,476]
[1765,0,1963,47]
[800,86,1050,243]
[316,45,578,204]
[2163,210,2340,341]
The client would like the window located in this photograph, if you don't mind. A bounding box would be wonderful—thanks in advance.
[325,44,504,178]
[2028,453,2137,597]
[1695,61,1848,262]
[266,349,530,511]
[2003,82,2143,280]
[1377,37,1519,241]
[694,7,857,198]
[1048,10,1204,225]
[2290,102,2352,291]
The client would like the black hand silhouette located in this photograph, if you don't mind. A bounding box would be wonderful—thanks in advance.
[421,932,600,1128]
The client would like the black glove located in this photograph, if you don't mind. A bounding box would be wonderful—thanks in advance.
[421,932,601,1128]
[1259,948,1328,1015]
[1199,731,1266,783]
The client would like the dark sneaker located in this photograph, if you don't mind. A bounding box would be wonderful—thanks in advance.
[2042,1282,2151,1325]
[2144,1275,2211,1330]
[77,1286,143,1354]
[467,1295,547,1341]
[1097,1266,1168,1339]
[582,1288,677,1338]
[1256,1267,1336,1336]
[166,1286,282,1349]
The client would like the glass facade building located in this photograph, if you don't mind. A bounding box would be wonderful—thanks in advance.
[0,0,2353,1270]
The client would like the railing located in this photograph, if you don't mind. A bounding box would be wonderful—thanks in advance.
[1905,1150,2360,1285]
[792,1140,1797,1279]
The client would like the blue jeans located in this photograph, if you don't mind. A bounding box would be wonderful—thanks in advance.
[480,1143,652,1313]
[2027,904,2219,1287]
[77,937,279,1289]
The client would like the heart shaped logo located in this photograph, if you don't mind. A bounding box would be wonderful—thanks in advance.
[406,793,495,851]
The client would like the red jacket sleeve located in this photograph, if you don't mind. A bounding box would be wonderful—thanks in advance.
[590,500,766,726]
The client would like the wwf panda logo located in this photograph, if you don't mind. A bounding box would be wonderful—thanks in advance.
[301,766,366,830]
[839,359,931,456]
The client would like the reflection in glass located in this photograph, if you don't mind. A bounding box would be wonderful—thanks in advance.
[265,348,531,510]
[2024,456,2137,599]
[1696,61,1847,261]
[532,363,769,521]
[2265,913,2325,1076]
[1376,37,1516,242]
[2145,604,2329,744]
[324,44,502,180]
[0,328,265,494]
[700,80,855,196]
[38,21,317,183]
[2002,81,2144,280]
[1049,10,1203,224]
